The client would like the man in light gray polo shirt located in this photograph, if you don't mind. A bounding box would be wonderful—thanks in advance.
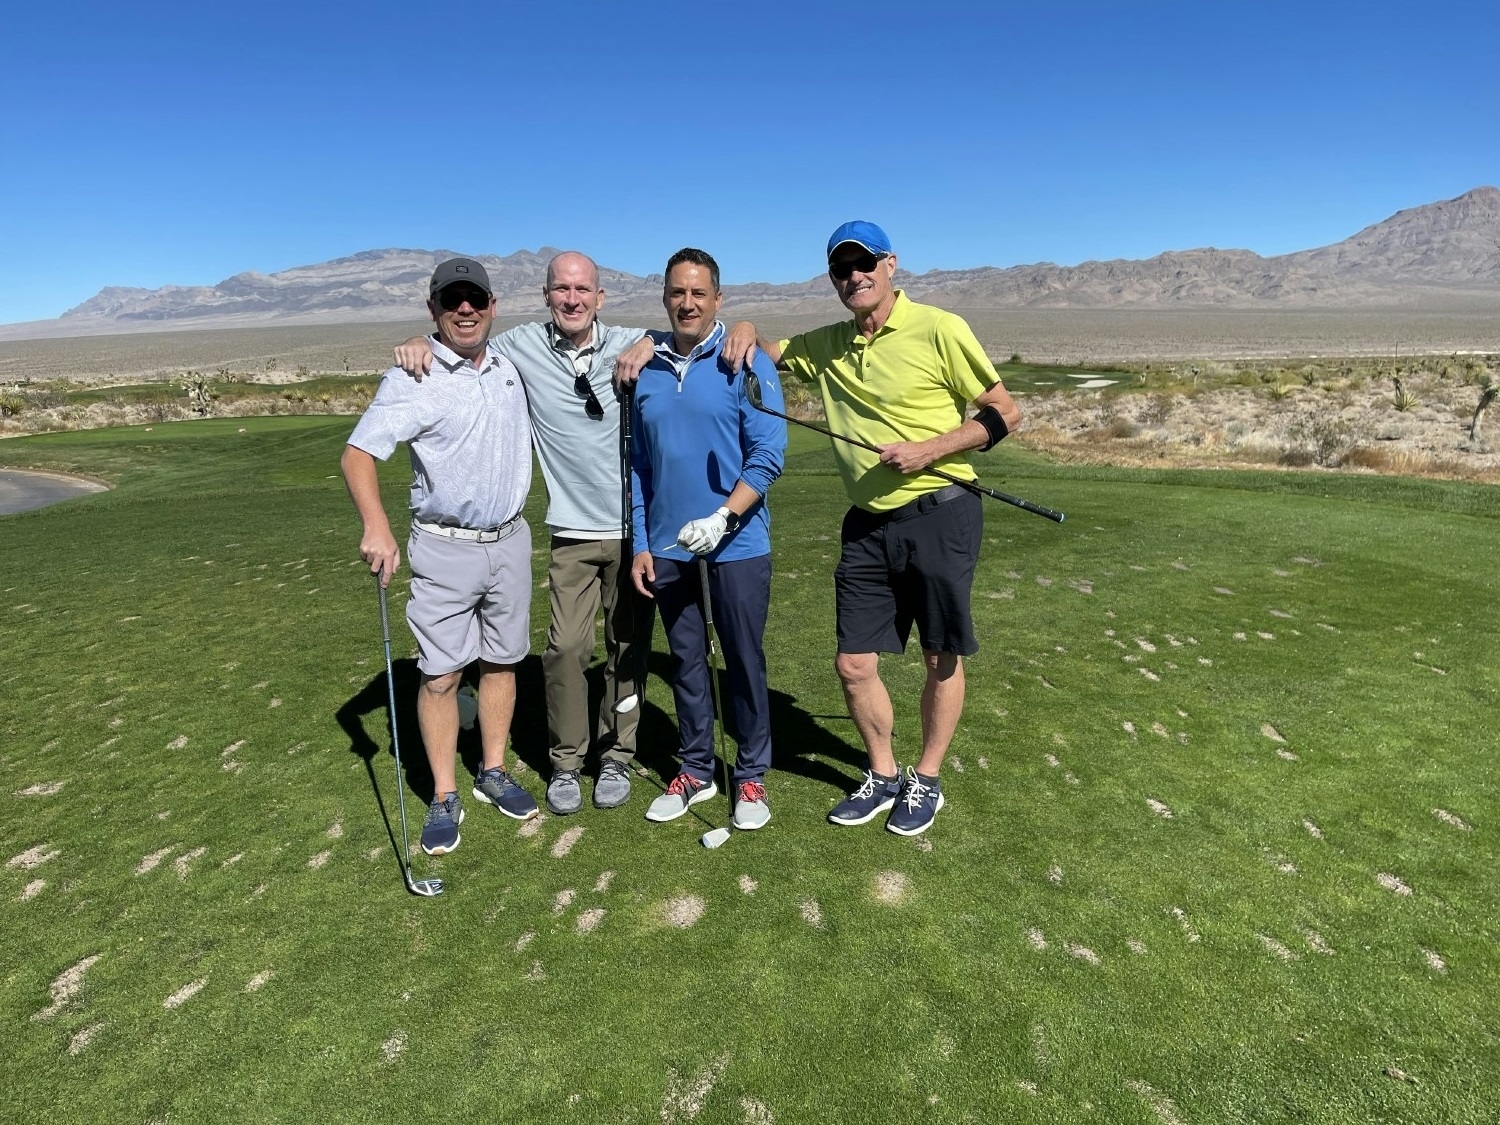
[394,251,650,816]
[344,257,540,856]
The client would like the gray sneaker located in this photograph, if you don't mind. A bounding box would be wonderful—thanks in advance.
[731,780,770,830]
[546,769,583,815]
[645,771,716,822]
[593,759,633,809]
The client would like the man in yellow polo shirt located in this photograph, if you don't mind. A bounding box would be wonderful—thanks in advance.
[725,221,1022,835]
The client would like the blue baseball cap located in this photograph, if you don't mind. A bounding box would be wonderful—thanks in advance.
[826,220,892,261]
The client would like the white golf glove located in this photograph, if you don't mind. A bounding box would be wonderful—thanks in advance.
[677,507,733,555]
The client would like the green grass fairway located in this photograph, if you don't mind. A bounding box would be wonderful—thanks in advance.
[2,418,1496,1123]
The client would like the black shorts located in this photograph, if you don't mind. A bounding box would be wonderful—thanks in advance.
[834,485,982,657]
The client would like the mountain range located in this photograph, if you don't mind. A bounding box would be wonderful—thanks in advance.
[20,187,1500,338]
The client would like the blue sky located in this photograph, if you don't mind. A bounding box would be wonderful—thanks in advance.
[1,0,1494,324]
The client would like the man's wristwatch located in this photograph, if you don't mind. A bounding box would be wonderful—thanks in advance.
[715,506,740,533]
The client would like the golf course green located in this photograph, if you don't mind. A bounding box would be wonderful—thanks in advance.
[1,416,1495,1123]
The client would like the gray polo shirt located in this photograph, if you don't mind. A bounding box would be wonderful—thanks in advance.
[349,337,531,530]
[491,321,649,538]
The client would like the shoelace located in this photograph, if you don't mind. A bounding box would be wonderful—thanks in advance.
[850,771,879,800]
[738,781,766,804]
[482,769,514,793]
[902,772,933,811]
[599,761,630,781]
[666,772,701,796]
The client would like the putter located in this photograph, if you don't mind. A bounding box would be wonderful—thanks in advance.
[376,575,444,897]
[697,557,734,850]
[615,384,648,714]
[743,370,1065,523]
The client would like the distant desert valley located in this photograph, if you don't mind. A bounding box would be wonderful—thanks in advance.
[2,188,1497,482]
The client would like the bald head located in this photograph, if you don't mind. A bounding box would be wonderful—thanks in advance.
[543,251,606,346]
[545,251,600,290]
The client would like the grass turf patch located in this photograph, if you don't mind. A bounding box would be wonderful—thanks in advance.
[1,418,1497,1122]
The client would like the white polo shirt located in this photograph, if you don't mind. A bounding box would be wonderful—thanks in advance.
[348,336,531,530]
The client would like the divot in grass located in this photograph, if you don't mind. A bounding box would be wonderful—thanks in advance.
[173,846,207,879]
[34,955,103,1021]
[515,930,537,953]
[1169,907,1200,942]
[1377,873,1413,896]
[163,978,207,1009]
[166,735,188,750]
[738,874,758,895]
[1257,934,1299,962]
[1127,938,1148,955]
[1433,808,1472,831]
[551,825,586,858]
[1067,944,1101,965]
[1260,723,1286,742]
[20,879,46,901]
[798,898,824,929]
[8,844,59,870]
[1025,927,1048,951]
[245,970,274,992]
[873,870,908,904]
[307,850,332,869]
[326,818,344,839]
[552,888,576,914]
[739,1096,775,1124]
[1046,864,1063,886]
[380,1030,407,1064]
[517,813,550,839]
[661,895,705,928]
[1146,798,1173,819]
[576,908,606,933]
[15,780,66,797]
[1126,1079,1186,1125]
[660,1053,732,1124]
[1422,947,1447,974]
[594,870,615,892]
[525,960,547,982]
[1277,749,1300,761]
[1303,930,1334,955]
[67,1022,105,1056]
[1302,818,1324,839]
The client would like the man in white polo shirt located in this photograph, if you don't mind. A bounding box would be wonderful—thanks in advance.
[342,257,539,855]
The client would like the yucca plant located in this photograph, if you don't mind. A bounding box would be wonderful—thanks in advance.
[1391,376,1418,412]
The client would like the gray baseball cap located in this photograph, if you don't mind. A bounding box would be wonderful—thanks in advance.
[429,257,492,296]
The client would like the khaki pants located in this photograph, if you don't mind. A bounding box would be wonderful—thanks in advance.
[543,536,641,770]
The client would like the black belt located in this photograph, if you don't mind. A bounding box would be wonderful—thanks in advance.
[881,482,969,522]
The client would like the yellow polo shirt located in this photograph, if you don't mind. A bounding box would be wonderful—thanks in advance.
[779,291,996,512]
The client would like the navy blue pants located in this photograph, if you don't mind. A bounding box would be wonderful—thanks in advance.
[652,554,772,785]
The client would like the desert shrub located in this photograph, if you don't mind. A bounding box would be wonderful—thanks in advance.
[1137,393,1174,426]
[1266,383,1295,401]
[1286,413,1361,467]
[0,393,26,417]
[782,377,822,420]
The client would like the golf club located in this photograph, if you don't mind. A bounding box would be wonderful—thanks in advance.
[376,575,444,898]
[697,557,734,850]
[743,370,1065,523]
[615,384,648,714]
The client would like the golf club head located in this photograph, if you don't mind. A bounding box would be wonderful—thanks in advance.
[613,693,640,714]
[407,876,445,897]
[743,370,763,409]
[700,827,731,849]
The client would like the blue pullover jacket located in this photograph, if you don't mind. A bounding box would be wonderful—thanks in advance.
[630,322,787,563]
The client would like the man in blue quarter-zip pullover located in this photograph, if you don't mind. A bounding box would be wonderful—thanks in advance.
[629,248,787,831]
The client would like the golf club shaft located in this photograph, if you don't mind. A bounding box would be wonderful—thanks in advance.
[376,577,416,879]
[696,558,733,804]
[745,376,1064,523]
[620,385,648,701]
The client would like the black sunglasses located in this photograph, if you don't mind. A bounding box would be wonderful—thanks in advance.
[829,252,888,281]
[575,373,604,420]
[436,286,492,311]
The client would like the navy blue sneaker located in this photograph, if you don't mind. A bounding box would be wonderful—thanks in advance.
[828,768,902,826]
[473,766,539,820]
[420,792,463,855]
[886,768,945,836]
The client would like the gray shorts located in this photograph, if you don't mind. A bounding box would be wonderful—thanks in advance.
[406,521,532,675]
